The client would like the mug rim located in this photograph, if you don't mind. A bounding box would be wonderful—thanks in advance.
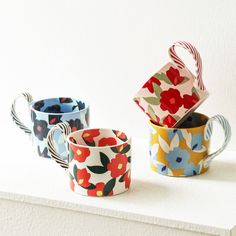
[30,97,89,115]
[67,128,131,149]
[149,112,209,130]
[173,93,209,127]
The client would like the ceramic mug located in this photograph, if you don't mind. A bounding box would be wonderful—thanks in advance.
[47,122,131,197]
[133,41,209,128]
[11,92,89,159]
[149,112,231,176]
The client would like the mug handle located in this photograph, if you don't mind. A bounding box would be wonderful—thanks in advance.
[47,122,71,170]
[203,115,231,167]
[11,92,33,136]
[168,41,205,91]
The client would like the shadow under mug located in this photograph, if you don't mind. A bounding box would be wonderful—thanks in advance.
[47,122,131,197]
[11,92,89,159]
[149,112,231,177]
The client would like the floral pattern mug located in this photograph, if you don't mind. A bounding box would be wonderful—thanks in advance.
[133,41,209,127]
[149,113,231,176]
[11,92,89,159]
[47,123,131,197]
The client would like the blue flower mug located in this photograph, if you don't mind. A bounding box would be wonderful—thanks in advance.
[11,92,89,159]
[149,112,231,176]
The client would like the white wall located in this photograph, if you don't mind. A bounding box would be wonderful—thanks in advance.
[0,0,235,150]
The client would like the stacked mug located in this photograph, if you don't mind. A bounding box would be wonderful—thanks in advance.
[133,41,231,177]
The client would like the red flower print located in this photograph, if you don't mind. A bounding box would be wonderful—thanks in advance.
[160,88,183,114]
[142,76,161,93]
[163,114,177,127]
[76,168,91,188]
[114,143,128,153]
[107,154,128,178]
[48,115,62,125]
[134,100,145,112]
[69,137,77,144]
[59,97,73,103]
[33,119,50,141]
[71,145,90,162]
[69,180,75,191]
[123,171,131,189]
[87,183,113,197]
[82,129,100,145]
[166,67,184,86]
[68,119,84,132]
[98,137,117,147]
[183,93,199,109]
[113,130,127,141]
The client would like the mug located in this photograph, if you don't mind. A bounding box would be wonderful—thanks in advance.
[133,41,209,128]
[47,122,131,197]
[11,92,89,159]
[149,112,231,176]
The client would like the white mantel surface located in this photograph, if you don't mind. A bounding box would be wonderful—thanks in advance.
[0,135,235,236]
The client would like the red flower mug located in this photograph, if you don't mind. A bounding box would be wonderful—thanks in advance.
[47,122,131,197]
[133,41,209,128]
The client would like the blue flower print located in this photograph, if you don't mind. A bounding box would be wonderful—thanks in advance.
[166,147,190,170]
[168,129,183,142]
[157,162,169,175]
[184,163,201,176]
[149,144,158,162]
[150,158,169,175]
[191,133,203,151]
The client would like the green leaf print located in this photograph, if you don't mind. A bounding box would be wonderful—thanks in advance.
[153,83,162,97]
[148,105,158,121]
[143,97,160,105]
[73,165,78,182]
[155,73,172,84]
[103,178,116,196]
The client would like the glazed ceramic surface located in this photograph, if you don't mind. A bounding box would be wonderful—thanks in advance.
[134,41,209,128]
[47,123,131,197]
[149,113,231,177]
[11,92,89,159]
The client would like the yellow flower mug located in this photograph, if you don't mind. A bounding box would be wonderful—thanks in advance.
[149,113,231,176]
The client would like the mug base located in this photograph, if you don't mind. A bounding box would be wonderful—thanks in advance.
[69,180,130,197]
[71,187,130,197]
[150,163,209,177]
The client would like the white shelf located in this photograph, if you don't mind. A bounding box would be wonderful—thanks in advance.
[0,133,236,235]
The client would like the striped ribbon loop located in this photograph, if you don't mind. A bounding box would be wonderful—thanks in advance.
[204,115,231,167]
[47,122,71,169]
[169,41,205,90]
[11,92,33,135]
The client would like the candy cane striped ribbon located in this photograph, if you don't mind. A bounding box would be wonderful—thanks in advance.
[11,92,33,135]
[47,122,71,169]
[169,41,205,90]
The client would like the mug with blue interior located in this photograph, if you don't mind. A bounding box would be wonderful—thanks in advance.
[149,112,231,176]
[11,92,89,159]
